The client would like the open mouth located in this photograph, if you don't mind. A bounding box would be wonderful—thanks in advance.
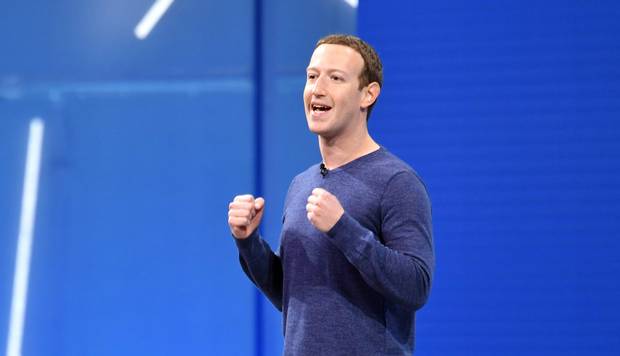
[312,104,332,113]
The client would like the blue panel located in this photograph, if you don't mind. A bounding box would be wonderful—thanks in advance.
[18,90,255,355]
[360,1,620,355]
[0,0,253,81]
[263,0,356,74]
[0,1,358,355]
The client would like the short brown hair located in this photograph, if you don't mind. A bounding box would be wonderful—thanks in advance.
[315,34,383,120]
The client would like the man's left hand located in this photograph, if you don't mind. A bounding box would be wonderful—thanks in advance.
[306,188,344,232]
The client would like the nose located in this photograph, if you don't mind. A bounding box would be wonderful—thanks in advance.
[311,75,327,96]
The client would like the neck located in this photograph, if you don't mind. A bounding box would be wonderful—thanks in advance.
[318,125,380,169]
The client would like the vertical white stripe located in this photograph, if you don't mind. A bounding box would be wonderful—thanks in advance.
[134,0,175,40]
[6,119,45,356]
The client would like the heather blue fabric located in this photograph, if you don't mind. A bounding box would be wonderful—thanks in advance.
[236,147,434,355]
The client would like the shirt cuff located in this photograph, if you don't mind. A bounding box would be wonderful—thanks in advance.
[326,212,374,259]
[234,228,261,259]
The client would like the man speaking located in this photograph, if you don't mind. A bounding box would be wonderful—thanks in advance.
[227,34,435,355]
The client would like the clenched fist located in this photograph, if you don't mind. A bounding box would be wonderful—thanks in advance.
[306,188,344,232]
[228,194,265,239]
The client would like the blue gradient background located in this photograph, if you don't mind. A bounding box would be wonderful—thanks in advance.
[1,1,619,355]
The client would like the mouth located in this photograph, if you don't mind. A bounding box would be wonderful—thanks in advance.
[311,104,332,114]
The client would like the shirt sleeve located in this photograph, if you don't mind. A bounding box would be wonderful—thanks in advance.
[235,229,284,311]
[326,170,434,311]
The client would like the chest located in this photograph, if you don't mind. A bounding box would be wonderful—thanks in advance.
[280,177,383,262]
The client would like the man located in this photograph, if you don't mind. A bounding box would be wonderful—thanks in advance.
[228,34,434,355]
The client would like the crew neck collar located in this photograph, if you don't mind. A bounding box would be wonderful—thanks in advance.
[321,146,385,174]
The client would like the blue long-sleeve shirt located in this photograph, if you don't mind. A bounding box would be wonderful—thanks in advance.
[236,147,434,355]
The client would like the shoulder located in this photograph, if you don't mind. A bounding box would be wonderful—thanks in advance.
[366,148,428,189]
[373,149,431,205]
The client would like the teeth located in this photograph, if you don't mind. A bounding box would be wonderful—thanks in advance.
[312,104,330,111]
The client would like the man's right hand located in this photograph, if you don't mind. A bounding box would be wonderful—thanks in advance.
[228,195,265,239]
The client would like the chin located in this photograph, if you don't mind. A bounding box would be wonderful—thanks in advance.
[306,122,323,135]
[305,120,328,136]
[309,126,338,140]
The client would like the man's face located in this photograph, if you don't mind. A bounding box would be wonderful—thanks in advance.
[303,44,366,139]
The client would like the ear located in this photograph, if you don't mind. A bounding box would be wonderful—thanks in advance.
[360,82,381,110]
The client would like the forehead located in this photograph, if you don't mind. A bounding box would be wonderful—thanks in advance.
[307,44,364,74]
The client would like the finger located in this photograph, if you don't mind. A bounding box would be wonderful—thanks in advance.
[229,209,252,218]
[311,188,325,196]
[229,201,254,211]
[228,203,254,216]
[306,203,315,213]
[234,194,254,202]
[254,197,265,211]
[307,195,319,205]
[228,216,251,226]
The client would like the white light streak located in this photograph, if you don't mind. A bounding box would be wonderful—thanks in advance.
[344,0,358,8]
[6,119,45,356]
[134,0,175,40]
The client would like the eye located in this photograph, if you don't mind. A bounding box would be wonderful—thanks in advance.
[307,73,317,80]
[331,75,343,81]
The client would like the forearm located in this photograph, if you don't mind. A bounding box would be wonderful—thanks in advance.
[235,229,284,310]
[327,213,433,311]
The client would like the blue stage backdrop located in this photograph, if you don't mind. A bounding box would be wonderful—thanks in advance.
[1,1,619,355]
[360,1,620,355]
[0,0,353,355]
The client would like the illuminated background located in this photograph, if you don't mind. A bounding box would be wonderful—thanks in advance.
[1,1,619,355]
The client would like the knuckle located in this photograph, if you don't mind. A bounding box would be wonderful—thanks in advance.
[235,194,253,202]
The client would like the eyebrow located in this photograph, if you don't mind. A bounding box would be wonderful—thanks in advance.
[306,67,348,76]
